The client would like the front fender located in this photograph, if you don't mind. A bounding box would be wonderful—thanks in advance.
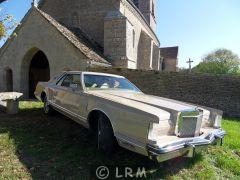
[87,95,159,156]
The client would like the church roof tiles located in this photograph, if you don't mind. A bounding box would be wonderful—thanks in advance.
[36,8,111,65]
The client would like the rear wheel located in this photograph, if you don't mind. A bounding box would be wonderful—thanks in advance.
[43,96,54,115]
[97,113,118,154]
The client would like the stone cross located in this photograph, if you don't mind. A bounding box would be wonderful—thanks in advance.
[186,58,194,72]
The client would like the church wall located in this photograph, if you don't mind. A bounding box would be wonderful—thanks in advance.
[103,12,139,69]
[126,20,136,69]
[152,44,160,70]
[138,0,157,32]
[163,58,179,72]
[120,0,159,45]
[137,32,152,70]
[104,14,128,68]
[39,0,160,70]
[40,0,120,48]
[0,68,4,92]
[149,14,157,32]
[119,0,160,69]
[0,8,89,97]
[39,0,66,21]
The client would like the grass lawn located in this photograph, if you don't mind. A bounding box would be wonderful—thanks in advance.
[0,101,239,179]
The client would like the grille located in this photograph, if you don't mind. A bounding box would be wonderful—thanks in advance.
[177,109,203,138]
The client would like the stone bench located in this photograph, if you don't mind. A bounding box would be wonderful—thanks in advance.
[0,92,23,114]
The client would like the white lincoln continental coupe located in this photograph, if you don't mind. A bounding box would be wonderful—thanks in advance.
[35,71,226,162]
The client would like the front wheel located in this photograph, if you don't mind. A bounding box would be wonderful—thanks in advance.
[97,114,118,154]
[43,96,54,115]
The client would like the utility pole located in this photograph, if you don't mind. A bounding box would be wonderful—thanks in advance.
[186,58,194,72]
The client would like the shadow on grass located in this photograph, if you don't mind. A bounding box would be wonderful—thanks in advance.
[0,106,203,179]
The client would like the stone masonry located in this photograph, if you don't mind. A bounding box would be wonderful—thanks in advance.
[39,0,162,69]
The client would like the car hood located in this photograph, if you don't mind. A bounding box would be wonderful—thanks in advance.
[87,90,199,114]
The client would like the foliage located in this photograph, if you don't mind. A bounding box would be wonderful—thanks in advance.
[0,5,17,40]
[0,101,240,179]
[194,49,240,75]
[0,20,5,38]
[178,67,189,73]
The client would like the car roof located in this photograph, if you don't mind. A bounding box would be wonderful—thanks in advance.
[64,71,125,78]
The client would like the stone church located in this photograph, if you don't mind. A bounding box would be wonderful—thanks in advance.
[0,0,178,98]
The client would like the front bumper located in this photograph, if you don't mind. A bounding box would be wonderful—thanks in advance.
[147,129,226,162]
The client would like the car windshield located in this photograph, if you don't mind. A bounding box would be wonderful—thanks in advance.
[84,74,141,92]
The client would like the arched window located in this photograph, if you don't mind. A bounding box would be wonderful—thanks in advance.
[5,68,13,92]
[71,12,79,27]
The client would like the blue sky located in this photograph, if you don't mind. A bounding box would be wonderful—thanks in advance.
[1,0,240,68]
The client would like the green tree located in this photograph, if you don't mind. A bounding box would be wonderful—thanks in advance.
[193,49,240,75]
[0,1,16,40]
[178,67,188,73]
[0,21,5,38]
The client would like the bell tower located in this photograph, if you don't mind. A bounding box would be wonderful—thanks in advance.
[137,0,157,32]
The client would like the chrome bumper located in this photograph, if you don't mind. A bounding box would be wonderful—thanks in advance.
[147,130,226,162]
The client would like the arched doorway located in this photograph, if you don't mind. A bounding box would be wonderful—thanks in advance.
[28,51,50,98]
[5,68,13,92]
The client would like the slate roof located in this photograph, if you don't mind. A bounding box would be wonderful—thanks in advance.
[160,46,179,59]
[36,8,110,65]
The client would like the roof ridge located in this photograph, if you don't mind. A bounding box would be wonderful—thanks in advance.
[160,46,179,49]
[35,8,110,65]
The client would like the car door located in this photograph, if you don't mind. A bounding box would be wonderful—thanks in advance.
[46,73,66,105]
[55,73,88,124]
[50,73,68,108]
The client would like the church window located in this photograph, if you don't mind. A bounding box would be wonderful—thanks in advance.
[71,12,79,27]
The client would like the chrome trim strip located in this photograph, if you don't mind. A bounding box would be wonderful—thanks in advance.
[115,132,146,149]
[49,101,87,121]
